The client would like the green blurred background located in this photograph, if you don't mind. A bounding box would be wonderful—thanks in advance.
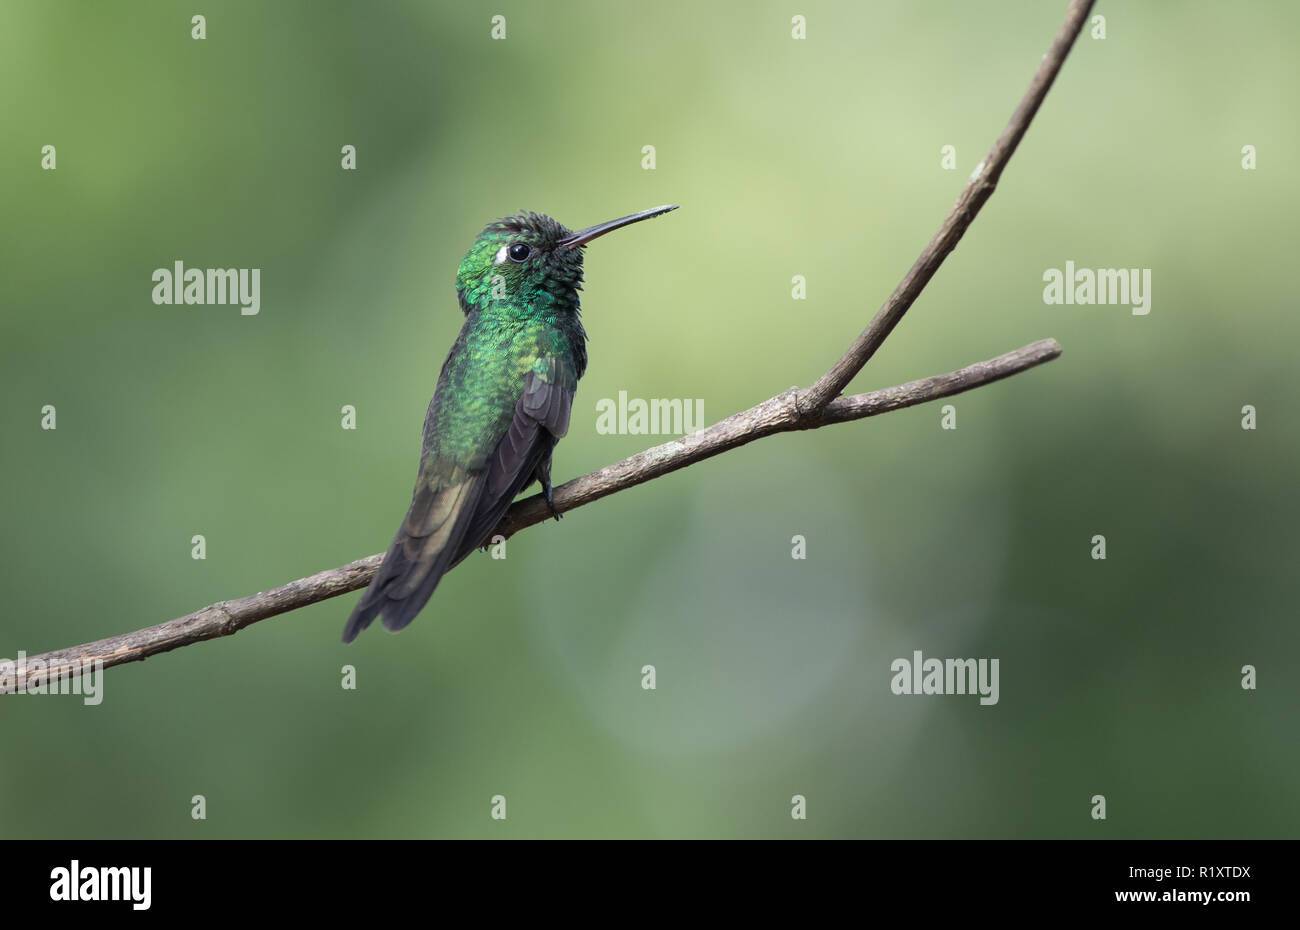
[2,0,1296,838]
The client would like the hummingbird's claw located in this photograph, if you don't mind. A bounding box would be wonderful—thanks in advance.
[543,487,562,521]
[536,458,562,521]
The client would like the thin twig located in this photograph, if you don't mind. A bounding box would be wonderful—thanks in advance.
[800,0,1095,412]
[2,0,1094,687]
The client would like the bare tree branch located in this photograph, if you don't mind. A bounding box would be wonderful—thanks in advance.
[1,0,1095,689]
[2,339,1060,688]
[801,0,1095,412]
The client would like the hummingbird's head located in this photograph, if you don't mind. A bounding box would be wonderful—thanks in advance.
[455,205,678,316]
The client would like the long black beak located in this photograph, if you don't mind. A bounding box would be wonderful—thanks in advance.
[557,204,679,249]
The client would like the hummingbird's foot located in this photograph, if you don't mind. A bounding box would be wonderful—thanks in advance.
[543,484,562,521]
[535,457,562,521]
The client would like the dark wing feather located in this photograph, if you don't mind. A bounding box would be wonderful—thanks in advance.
[342,357,576,642]
[451,358,576,566]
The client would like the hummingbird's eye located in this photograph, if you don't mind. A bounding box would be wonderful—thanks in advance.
[507,243,532,263]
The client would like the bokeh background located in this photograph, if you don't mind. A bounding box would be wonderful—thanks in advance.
[2,0,1296,839]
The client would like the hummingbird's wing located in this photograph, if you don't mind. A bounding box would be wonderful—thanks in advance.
[342,356,576,643]
[451,356,575,562]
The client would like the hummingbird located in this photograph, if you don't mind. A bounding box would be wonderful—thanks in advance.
[343,204,679,643]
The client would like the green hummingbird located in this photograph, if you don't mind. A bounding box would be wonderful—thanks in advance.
[343,204,678,643]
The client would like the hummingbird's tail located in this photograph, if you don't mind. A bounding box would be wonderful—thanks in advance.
[342,469,487,643]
